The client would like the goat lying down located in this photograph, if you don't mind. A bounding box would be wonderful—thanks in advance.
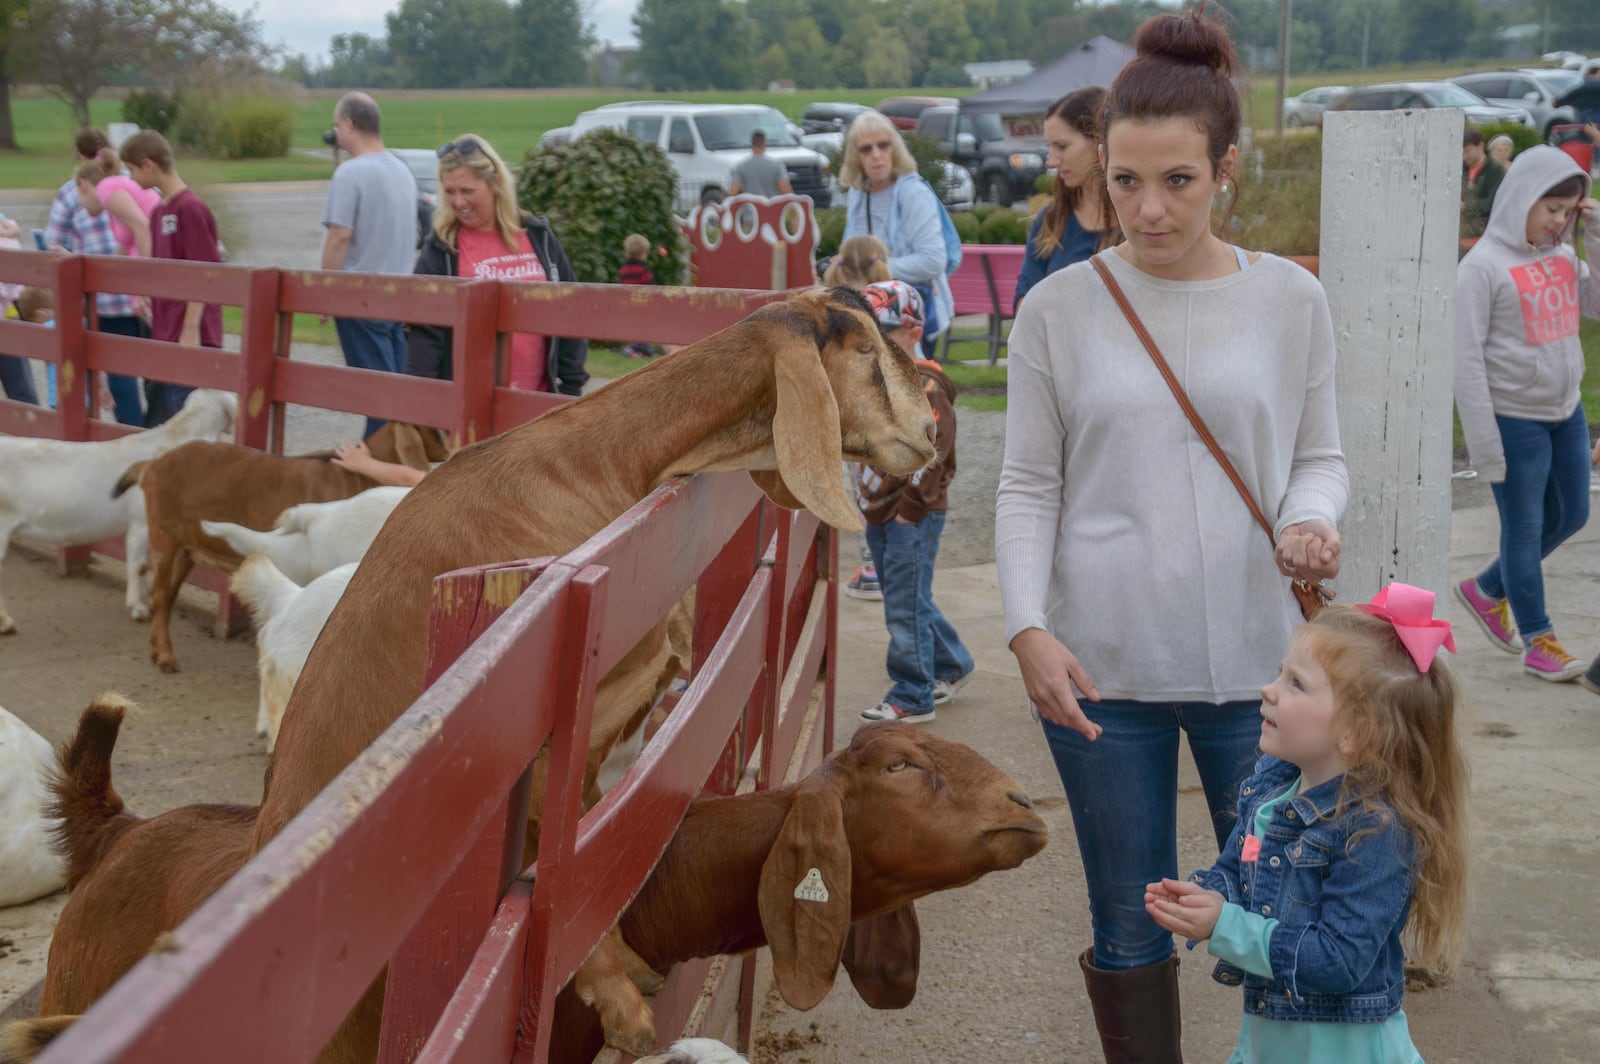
[116,422,450,673]
[202,486,411,587]
[0,704,67,907]
[0,388,236,634]
[18,288,940,1060]
[4,708,1045,1063]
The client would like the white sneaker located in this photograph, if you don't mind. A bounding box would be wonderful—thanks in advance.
[932,671,974,705]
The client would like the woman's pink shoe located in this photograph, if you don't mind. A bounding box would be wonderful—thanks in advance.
[1453,578,1523,654]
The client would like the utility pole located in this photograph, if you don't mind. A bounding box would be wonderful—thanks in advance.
[1275,0,1290,136]
[1362,4,1371,70]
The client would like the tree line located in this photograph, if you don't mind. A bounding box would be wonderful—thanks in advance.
[1,0,1595,148]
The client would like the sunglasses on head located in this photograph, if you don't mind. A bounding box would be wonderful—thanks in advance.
[857,139,893,156]
[436,137,484,159]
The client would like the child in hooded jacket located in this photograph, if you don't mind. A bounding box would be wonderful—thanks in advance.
[1452,146,1600,681]
[856,279,974,723]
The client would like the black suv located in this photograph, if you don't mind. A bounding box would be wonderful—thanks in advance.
[915,106,1045,206]
[800,102,872,135]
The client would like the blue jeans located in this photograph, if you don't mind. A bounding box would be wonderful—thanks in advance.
[335,317,408,438]
[0,356,38,404]
[1042,699,1261,970]
[864,512,974,713]
[1475,407,1590,640]
[97,315,148,426]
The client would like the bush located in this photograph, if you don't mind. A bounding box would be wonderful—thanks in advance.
[950,211,981,244]
[216,98,293,159]
[977,208,1028,244]
[173,95,292,159]
[902,132,952,200]
[122,91,178,136]
[1477,121,1542,158]
[970,202,1002,223]
[815,207,847,257]
[518,128,688,286]
[1033,172,1054,196]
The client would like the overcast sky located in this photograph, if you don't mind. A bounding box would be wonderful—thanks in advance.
[230,0,641,64]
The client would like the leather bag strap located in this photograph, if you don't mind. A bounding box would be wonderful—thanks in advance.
[1090,255,1276,547]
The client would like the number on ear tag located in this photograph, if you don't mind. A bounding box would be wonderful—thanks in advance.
[793,867,830,903]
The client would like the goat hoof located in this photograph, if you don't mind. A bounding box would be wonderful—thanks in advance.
[129,607,151,622]
[0,623,16,636]
[156,656,179,674]
[602,1022,657,1060]
[630,967,665,995]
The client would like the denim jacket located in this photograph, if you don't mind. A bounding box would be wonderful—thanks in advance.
[1188,755,1414,1023]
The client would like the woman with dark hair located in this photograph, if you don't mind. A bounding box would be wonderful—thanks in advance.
[1014,87,1113,306]
[996,6,1348,1058]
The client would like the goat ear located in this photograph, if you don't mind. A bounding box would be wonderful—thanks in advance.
[392,424,430,470]
[758,780,852,1010]
[770,340,864,532]
[841,903,921,1009]
[748,469,806,511]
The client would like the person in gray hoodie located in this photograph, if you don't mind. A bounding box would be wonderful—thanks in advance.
[1453,146,1600,682]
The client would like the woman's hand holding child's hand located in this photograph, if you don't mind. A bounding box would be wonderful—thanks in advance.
[1144,878,1224,940]
[1010,628,1103,741]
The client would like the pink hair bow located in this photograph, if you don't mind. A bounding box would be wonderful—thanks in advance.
[1354,582,1455,672]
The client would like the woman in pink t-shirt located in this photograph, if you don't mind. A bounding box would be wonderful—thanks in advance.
[404,134,588,394]
[75,149,159,259]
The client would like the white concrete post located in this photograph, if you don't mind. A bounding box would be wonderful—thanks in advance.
[1318,108,1461,601]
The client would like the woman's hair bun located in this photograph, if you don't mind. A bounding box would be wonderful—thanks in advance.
[1134,6,1238,78]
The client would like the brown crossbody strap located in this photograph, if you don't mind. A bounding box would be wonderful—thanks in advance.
[1089,255,1277,545]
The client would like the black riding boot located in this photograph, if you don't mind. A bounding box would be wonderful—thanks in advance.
[1078,947,1184,1064]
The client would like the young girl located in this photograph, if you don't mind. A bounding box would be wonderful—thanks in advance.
[1145,586,1469,1062]
[1453,147,1600,681]
[822,234,893,289]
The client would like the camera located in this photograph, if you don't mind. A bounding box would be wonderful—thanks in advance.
[322,128,338,147]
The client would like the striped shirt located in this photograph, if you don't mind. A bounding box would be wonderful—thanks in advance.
[44,180,136,316]
[617,259,654,285]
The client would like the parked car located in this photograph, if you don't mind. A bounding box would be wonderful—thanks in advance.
[800,102,872,135]
[914,105,1045,206]
[1283,85,1348,128]
[877,95,959,132]
[570,102,832,212]
[1327,81,1534,128]
[538,125,575,150]
[1451,69,1580,137]
[390,148,440,248]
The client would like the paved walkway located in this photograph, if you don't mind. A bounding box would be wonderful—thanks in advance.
[759,500,1600,1062]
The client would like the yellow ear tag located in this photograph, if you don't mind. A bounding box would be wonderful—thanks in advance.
[793,867,830,903]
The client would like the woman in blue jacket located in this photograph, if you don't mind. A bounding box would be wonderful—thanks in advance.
[840,112,952,357]
[1015,87,1113,307]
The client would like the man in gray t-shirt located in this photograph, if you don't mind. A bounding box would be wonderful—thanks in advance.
[728,130,793,198]
[320,92,418,433]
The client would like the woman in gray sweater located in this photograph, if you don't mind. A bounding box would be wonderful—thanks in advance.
[995,10,1348,1060]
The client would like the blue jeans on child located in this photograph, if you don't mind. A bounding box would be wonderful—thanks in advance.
[0,356,38,404]
[1475,406,1590,639]
[335,317,408,438]
[1041,698,1261,970]
[98,315,149,426]
[864,511,974,713]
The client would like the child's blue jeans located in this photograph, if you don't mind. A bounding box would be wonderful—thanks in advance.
[1041,698,1261,970]
[864,511,973,713]
[1476,406,1590,640]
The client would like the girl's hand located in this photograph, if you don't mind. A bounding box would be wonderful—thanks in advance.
[1276,519,1341,582]
[1144,878,1224,940]
[332,439,376,476]
[1009,628,1102,740]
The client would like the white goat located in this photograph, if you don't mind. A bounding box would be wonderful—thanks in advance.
[0,389,237,633]
[201,486,410,587]
[637,1039,750,1064]
[0,704,66,906]
[230,556,356,752]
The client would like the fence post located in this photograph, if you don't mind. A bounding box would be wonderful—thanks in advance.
[451,281,499,449]
[235,268,280,453]
[54,255,92,576]
[1318,109,1460,599]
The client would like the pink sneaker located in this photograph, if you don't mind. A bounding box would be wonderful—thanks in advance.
[1524,633,1585,682]
[1453,579,1523,654]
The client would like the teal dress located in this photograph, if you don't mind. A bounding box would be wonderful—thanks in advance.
[1209,778,1424,1064]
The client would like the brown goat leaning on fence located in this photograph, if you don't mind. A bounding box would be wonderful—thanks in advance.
[2,705,1046,1064]
[115,421,452,673]
[12,287,939,1062]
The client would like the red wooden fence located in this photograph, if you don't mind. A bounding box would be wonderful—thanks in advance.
[3,251,837,1061]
